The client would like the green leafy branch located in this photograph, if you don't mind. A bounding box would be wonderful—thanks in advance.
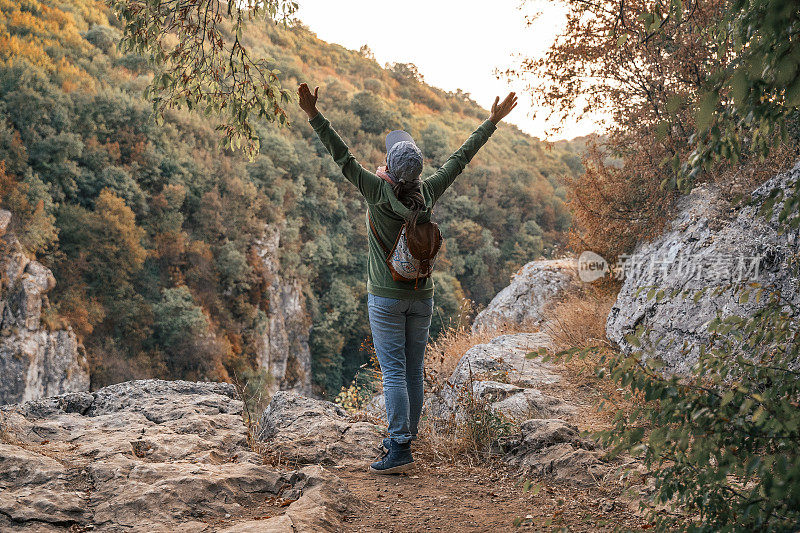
[620,0,800,190]
[108,0,298,158]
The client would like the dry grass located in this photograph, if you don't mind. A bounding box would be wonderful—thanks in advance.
[424,324,519,393]
[416,403,517,467]
[537,283,639,433]
[415,324,527,465]
[542,282,617,353]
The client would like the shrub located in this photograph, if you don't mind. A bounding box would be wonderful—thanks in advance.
[349,91,395,134]
[84,25,120,55]
[152,286,209,346]
[573,274,800,530]
[335,368,379,412]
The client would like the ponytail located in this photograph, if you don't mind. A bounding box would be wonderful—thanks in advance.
[392,178,425,230]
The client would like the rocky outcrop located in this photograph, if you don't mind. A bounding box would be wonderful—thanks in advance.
[254,227,312,395]
[607,163,800,374]
[258,390,382,465]
[430,333,575,422]
[254,332,607,487]
[501,419,606,486]
[0,379,356,532]
[0,210,89,405]
[422,332,603,485]
[472,259,579,333]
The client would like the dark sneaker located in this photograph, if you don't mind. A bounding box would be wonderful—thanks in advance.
[370,440,414,474]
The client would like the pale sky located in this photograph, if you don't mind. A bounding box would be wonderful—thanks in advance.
[295,0,601,140]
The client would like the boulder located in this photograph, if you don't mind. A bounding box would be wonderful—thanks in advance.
[472,259,579,333]
[258,391,382,466]
[488,387,576,420]
[0,215,89,405]
[447,333,562,389]
[0,379,356,532]
[607,162,800,374]
[502,419,606,486]
[431,333,574,422]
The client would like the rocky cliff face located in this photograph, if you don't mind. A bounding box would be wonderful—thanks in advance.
[606,162,800,374]
[254,226,312,395]
[472,259,579,333]
[0,210,89,405]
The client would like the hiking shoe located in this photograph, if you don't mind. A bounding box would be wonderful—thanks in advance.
[370,440,414,474]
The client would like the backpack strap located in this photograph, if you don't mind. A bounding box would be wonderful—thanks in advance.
[367,211,391,256]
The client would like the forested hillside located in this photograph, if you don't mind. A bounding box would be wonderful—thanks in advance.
[0,0,582,396]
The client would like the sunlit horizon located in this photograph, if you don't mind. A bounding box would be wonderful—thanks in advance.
[294,0,604,141]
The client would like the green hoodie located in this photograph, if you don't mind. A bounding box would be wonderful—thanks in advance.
[309,112,497,300]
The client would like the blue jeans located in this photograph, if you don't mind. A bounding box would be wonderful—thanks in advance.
[367,294,434,444]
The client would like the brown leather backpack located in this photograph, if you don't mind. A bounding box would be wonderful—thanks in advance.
[369,213,442,288]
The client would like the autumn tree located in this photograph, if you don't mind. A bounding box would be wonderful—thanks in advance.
[0,161,58,254]
[508,0,800,259]
[53,189,145,307]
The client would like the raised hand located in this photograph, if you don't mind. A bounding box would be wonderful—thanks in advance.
[489,92,518,125]
[298,83,320,119]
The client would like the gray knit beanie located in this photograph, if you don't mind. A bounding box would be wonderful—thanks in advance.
[386,140,423,183]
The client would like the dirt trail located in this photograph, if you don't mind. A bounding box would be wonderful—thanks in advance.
[329,454,647,532]
[320,337,651,532]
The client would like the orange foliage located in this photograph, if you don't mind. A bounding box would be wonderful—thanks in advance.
[511,0,800,259]
[0,160,57,253]
[0,0,101,92]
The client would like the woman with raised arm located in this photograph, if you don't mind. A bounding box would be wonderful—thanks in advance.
[298,82,517,474]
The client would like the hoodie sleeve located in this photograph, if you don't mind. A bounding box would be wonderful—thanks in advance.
[309,113,384,204]
[423,119,497,203]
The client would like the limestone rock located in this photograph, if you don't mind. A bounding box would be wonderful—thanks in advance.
[0,379,356,532]
[254,227,313,395]
[430,333,573,422]
[607,162,800,374]
[502,419,605,486]
[0,329,88,405]
[0,213,89,405]
[258,391,382,465]
[489,387,576,420]
[448,333,561,389]
[0,209,10,236]
[219,465,355,533]
[472,259,579,333]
